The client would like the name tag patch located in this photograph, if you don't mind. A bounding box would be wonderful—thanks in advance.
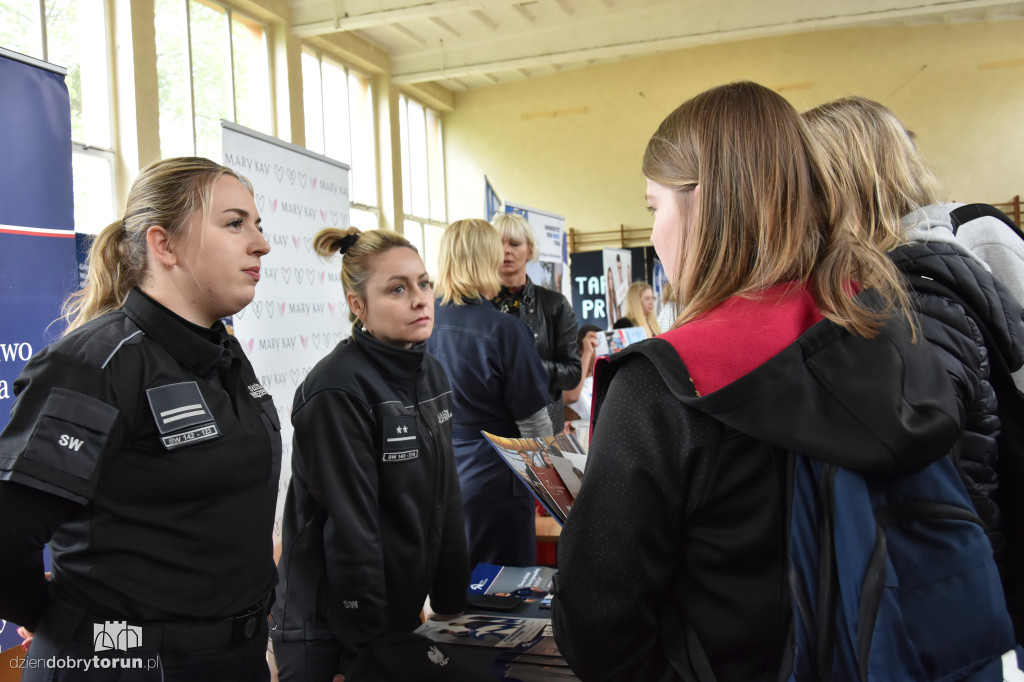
[382,415,418,463]
[146,382,220,450]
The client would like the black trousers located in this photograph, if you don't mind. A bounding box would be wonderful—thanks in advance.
[21,596,271,682]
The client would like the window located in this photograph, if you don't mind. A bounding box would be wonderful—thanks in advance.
[154,0,272,160]
[1,0,116,234]
[399,95,446,275]
[302,48,378,227]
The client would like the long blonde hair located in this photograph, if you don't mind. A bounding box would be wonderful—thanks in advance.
[313,227,416,323]
[803,96,943,253]
[621,282,659,337]
[62,157,251,333]
[642,81,911,338]
[435,219,503,305]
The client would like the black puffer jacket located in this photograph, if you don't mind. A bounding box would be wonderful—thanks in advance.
[889,240,1024,558]
[518,277,581,417]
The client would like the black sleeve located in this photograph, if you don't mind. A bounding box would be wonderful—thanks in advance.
[551,356,710,681]
[541,293,582,394]
[0,481,79,630]
[291,388,386,672]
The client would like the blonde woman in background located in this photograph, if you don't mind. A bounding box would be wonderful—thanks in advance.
[612,281,660,336]
[426,219,552,568]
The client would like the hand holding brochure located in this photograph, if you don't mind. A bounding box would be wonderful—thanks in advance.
[480,432,587,524]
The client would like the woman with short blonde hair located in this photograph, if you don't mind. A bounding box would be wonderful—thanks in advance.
[434,218,503,305]
[427,218,553,567]
[491,212,581,433]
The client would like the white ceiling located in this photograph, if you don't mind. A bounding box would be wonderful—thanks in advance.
[288,0,1024,92]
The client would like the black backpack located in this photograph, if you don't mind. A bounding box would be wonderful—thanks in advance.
[950,203,1024,242]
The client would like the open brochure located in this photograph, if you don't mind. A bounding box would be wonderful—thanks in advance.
[469,563,556,597]
[480,432,588,524]
[415,614,549,649]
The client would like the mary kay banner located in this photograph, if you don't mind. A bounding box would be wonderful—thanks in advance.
[0,48,78,653]
[221,121,351,542]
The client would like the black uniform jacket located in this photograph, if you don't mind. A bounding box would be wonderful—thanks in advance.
[552,284,964,682]
[271,325,469,672]
[0,288,281,627]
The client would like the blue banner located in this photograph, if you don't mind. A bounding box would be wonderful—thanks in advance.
[0,49,76,653]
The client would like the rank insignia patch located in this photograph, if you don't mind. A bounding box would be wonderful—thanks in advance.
[146,382,220,450]
[382,415,418,462]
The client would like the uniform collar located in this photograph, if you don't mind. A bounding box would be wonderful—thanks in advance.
[351,323,424,384]
[122,288,234,378]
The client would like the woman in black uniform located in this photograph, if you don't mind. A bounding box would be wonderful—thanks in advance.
[0,157,280,681]
[271,228,469,681]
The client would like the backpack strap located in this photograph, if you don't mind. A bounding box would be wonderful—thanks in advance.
[950,203,1024,241]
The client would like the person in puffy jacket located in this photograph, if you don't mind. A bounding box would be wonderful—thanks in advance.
[804,95,1024,637]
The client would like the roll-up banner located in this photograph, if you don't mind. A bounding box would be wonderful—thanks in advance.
[221,121,351,541]
[0,46,77,653]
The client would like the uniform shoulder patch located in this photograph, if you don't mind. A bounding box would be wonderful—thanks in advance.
[382,415,418,462]
[146,382,220,450]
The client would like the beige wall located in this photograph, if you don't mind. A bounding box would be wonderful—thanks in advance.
[443,19,1024,237]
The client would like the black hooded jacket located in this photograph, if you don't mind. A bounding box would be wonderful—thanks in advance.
[551,284,964,682]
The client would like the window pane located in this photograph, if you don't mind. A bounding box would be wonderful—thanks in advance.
[426,108,445,223]
[231,12,270,135]
[301,49,324,155]
[399,96,411,214]
[46,0,112,148]
[321,57,350,163]
[72,147,116,234]
[349,206,379,232]
[0,0,44,59]
[189,0,231,160]
[403,218,423,257]
[423,223,444,281]
[349,70,376,206]
[406,98,428,218]
[155,0,194,157]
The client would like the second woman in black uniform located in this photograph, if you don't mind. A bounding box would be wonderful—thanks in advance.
[270,228,469,681]
[0,157,280,681]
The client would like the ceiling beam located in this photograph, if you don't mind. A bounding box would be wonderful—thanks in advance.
[392,0,1019,82]
[293,0,489,37]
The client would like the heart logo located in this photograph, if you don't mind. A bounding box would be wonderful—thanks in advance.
[286,169,296,185]
[320,209,327,222]
[292,236,300,249]
[271,198,278,213]
[295,268,304,285]
[319,271,325,283]
[281,269,292,284]
[298,172,307,188]
[246,338,254,354]
[274,165,284,182]
[254,194,265,211]
[328,302,335,315]
[278,302,285,316]
[311,177,318,190]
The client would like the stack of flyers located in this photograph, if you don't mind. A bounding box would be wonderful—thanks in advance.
[415,614,549,649]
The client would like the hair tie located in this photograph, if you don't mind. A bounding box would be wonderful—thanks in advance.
[339,233,360,255]
[121,216,128,236]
